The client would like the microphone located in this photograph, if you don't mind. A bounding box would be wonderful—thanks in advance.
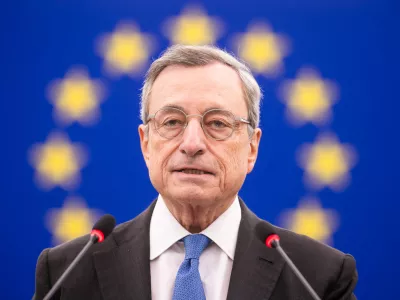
[43,214,116,300]
[266,234,322,300]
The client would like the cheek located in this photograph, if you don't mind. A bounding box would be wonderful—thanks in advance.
[223,142,249,172]
[148,139,176,176]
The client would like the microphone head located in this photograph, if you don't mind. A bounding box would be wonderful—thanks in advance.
[255,222,280,248]
[266,234,280,248]
[91,214,116,243]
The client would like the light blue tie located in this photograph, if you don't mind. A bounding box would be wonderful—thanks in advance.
[172,234,211,300]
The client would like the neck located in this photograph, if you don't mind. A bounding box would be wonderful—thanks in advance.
[162,196,235,233]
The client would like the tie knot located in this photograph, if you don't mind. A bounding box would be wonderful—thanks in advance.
[183,234,211,260]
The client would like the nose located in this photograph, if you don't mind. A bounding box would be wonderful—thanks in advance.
[178,118,207,157]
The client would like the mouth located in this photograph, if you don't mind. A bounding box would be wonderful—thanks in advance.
[174,168,214,175]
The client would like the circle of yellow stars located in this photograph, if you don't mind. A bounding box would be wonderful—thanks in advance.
[29,5,358,246]
[47,67,106,126]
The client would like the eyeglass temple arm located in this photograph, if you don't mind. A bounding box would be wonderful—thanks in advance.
[237,117,251,124]
[145,114,155,124]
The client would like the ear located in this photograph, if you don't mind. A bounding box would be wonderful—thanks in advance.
[247,128,262,173]
[138,124,150,168]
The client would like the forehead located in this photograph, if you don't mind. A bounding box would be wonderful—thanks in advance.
[149,62,247,114]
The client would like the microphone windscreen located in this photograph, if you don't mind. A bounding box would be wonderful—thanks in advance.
[92,214,116,239]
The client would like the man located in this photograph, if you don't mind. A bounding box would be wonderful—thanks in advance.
[33,45,358,300]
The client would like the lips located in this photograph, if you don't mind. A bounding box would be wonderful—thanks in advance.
[177,169,212,175]
[173,167,214,175]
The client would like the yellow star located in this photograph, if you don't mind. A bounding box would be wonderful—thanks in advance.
[280,68,338,126]
[96,22,155,77]
[47,68,106,126]
[297,134,357,191]
[280,197,339,244]
[46,197,100,244]
[232,23,289,76]
[28,132,87,190]
[163,5,223,45]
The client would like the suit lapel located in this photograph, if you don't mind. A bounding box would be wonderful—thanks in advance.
[93,201,156,300]
[91,198,283,300]
[227,200,285,300]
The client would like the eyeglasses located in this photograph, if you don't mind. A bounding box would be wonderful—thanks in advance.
[147,107,251,141]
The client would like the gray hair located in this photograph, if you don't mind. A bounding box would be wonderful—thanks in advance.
[140,44,262,130]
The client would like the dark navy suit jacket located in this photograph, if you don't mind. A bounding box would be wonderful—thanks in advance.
[33,199,358,300]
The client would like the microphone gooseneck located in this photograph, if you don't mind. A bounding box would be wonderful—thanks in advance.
[265,234,322,300]
[43,214,116,300]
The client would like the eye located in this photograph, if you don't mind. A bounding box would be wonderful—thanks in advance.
[163,118,184,127]
[207,119,229,129]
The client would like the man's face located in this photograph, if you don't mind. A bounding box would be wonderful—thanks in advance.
[139,62,261,208]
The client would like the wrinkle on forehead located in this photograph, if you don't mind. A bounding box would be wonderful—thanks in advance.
[148,63,247,115]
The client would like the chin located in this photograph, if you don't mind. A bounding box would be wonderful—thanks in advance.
[168,187,215,206]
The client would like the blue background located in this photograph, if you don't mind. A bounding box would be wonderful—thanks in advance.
[1,0,399,299]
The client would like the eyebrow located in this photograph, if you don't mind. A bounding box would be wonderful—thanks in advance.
[161,104,226,113]
[162,104,186,111]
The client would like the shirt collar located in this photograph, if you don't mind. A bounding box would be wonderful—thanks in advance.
[149,194,241,261]
[201,196,241,260]
[149,195,189,260]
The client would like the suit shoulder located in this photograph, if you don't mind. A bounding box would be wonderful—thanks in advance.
[271,224,355,268]
[46,234,91,263]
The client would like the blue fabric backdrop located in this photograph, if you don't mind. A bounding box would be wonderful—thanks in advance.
[1,0,398,299]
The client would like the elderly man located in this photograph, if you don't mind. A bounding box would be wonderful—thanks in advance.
[33,45,358,300]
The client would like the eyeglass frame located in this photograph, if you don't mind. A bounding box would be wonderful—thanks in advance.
[146,106,253,141]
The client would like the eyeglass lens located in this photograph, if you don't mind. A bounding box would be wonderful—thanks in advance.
[154,107,236,140]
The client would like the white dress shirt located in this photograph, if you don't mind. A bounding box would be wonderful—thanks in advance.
[149,195,241,300]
